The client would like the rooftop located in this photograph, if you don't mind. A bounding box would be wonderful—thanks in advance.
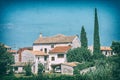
[33,34,76,44]
[88,46,112,51]
[49,46,71,53]
[62,62,80,67]
[101,46,112,51]
[26,50,48,56]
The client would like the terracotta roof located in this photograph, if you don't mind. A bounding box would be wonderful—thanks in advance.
[33,34,76,44]
[62,62,80,67]
[49,46,71,53]
[100,46,112,51]
[88,46,112,51]
[8,50,17,53]
[27,50,48,56]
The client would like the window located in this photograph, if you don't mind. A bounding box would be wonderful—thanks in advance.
[105,51,107,55]
[51,44,54,48]
[44,48,47,53]
[51,57,55,61]
[111,51,113,55]
[58,54,64,58]
[40,48,43,51]
[38,57,40,60]
[44,56,47,61]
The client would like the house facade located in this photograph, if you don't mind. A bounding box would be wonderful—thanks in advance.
[33,34,80,71]
[13,50,48,74]
[88,46,114,56]
[61,62,79,75]
[13,34,81,74]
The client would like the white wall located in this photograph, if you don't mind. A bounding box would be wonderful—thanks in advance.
[72,36,81,48]
[21,50,35,62]
[102,50,113,56]
[49,53,66,70]
[61,64,74,75]
[14,54,19,62]
[33,45,51,54]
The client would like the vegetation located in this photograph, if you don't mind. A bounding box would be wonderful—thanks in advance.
[24,62,32,76]
[0,8,119,80]
[111,41,120,80]
[0,43,14,76]
[38,63,45,75]
[93,8,101,54]
[67,47,92,62]
[80,26,88,48]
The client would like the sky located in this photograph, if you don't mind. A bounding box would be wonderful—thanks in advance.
[0,0,120,49]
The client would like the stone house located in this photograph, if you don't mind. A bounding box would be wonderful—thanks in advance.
[49,46,71,71]
[61,62,79,75]
[13,50,48,74]
[88,46,114,56]
[13,34,81,74]
[33,34,80,71]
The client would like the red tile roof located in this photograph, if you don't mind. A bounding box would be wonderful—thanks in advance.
[34,34,76,44]
[62,62,80,67]
[101,46,112,51]
[49,46,71,53]
[27,50,48,56]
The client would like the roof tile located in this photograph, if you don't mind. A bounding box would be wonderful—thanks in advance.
[49,46,71,53]
[34,34,76,44]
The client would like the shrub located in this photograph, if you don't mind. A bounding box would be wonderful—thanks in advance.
[24,62,32,76]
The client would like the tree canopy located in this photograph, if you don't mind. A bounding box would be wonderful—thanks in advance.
[111,41,120,55]
[0,43,14,75]
[24,62,32,76]
[38,63,45,75]
[93,8,101,54]
[80,26,88,48]
[67,47,92,62]
[111,41,120,80]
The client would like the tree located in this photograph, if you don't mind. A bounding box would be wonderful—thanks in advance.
[80,26,88,48]
[67,47,92,62]
[24,62,32,76]
[38,63,45,75]
[93,8,101,54]
[111,41,120,55]
[111,41,120,80]
[0,43,14,75]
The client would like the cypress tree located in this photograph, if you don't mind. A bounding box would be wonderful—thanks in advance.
[80,26,88,48]
[93,8,101,54]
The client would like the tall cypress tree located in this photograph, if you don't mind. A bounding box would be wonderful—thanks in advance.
[93,8,101,54]
[80,26,88,48]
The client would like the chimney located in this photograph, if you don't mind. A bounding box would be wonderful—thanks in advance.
[40,33,42,38]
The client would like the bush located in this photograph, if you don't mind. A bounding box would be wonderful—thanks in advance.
[24,63,32,76]
[38,63,45,75]
[67,47,92,62]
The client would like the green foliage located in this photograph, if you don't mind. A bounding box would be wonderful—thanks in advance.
[73,67,79,75]
[24,62,32,76]
[67,47,92,62]
[93,8,101,54]
[0,43,14,75]
[92,52,105,60]
[111,41,120,80]
[38,63,45,75]
[111,41,120,55]
[80,26,88,48]
[76,62,95,70]
[86,60,113,80]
